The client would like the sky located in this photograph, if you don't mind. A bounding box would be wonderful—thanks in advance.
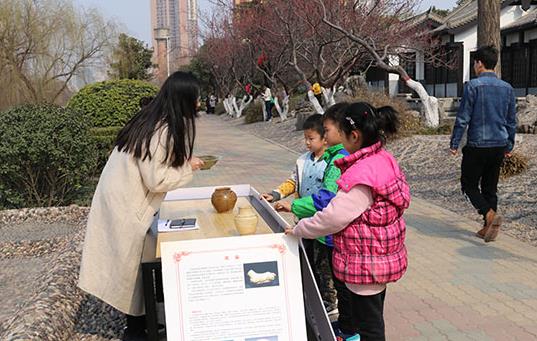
[73,0,459,46]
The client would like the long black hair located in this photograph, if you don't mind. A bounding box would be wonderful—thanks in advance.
[337,102,399,148]
[115,71,200,168]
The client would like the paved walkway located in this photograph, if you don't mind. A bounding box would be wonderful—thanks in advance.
[192,114,537,341]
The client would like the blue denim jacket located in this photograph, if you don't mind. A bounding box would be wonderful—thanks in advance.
[450,72,517,151]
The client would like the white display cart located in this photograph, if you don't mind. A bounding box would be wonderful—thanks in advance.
[141,184,336,341]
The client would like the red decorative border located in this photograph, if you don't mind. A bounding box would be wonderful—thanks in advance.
[172,243,295,340]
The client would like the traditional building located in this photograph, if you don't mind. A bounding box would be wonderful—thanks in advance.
[368,0,537,97]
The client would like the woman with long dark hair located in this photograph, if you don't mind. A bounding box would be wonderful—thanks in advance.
[78,71,204,340]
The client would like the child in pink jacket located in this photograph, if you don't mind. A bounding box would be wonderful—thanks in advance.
[286,102,411,341]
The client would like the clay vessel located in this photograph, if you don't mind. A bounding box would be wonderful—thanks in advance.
[234,206,258,235]
[199,155,219,170]
[211,187,237,213]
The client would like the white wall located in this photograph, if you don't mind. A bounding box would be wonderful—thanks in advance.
[388,55,400,95]
[455,25,478,83]
[416,51,425,81]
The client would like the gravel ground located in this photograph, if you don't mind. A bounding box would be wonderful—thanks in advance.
[0,206,124,341]
[221,114,537,246]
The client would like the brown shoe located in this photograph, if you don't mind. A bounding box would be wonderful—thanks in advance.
[484,215,502,242]
[484,209,496,228]
[476,226,487,239]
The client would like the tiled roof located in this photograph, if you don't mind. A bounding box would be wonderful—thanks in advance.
[502,7,537,31]
[406,8,446,27]
[433,0,516,33]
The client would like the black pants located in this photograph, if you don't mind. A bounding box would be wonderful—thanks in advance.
[264,101,273,120]
[461,146,505,219]
[334,277,386,341]
[303,239,338,304]
[302,238,316,277]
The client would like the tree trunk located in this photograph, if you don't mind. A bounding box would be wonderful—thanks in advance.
[236,95,253,118]
[477,0,501,76]
[307,90,324,114]
[274,94,290,121]
[223,97,235,116]
[322,86,336,107]
[406,78,440,127]
[231,96,240,117]
[261,97,268,121]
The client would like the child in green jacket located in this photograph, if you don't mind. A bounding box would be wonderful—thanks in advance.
[275,102,349,312]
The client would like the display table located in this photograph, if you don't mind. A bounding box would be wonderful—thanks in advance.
[155,197,274,257]
[141,184,335,341]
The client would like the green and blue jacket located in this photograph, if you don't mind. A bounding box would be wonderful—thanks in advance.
[291,144,349,247]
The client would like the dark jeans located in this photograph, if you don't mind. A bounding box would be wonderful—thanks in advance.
[461,146,505,219]
[302,238,316,275]
[334,278,386,341]
[264,101,273,120]
[303,239,338,304]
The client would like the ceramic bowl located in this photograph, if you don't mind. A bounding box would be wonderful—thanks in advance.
[199,155,219,170]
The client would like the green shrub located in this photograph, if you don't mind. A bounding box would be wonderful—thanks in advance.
[68,79,158,127]
[90,126,122,171]
[243,101,264,124]
[0,104,98,208]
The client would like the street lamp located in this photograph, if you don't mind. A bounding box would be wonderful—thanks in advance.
[154,27,171,77]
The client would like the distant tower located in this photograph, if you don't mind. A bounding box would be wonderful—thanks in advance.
[151,0,198,81]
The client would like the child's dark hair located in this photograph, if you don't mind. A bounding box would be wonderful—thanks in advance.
[302,114,325,136]
[337,102,399,147]
[323,102,350,123]
[474,45,498,70]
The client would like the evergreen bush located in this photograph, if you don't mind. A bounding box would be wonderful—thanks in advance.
[0,104,97,208]
[68,79,158,127]
[90,126,122,171]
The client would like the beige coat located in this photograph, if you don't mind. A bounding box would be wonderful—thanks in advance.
[78,129,193,316]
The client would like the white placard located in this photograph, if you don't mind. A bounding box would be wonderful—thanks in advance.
[161,233,307,341]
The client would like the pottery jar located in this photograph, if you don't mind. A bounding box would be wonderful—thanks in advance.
[211,187,237,213]
[234,206,258,235]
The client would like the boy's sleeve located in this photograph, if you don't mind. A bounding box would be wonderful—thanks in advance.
[291,153,344,218]
[271,169,297,201]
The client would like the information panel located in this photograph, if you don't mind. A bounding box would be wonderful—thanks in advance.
[161,233,307,341]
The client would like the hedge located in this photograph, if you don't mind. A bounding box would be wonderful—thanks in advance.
[68,79,158,127]
[0,104,97,208]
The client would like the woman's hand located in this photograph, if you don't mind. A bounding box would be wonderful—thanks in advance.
[189,157,205,171]
[274,201,291,212]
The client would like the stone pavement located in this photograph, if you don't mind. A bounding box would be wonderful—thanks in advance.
[192,114,537,341]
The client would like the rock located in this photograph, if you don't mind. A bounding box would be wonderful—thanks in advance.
[295,111,315,131]
[518,95,537,127]
[406,110,421,119]
[526,94,537,106]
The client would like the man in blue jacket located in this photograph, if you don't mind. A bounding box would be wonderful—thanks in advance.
[450,45,517,243]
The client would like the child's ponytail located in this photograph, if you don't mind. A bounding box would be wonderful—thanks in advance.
[375,106,399,136]
[336,102,400,148]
